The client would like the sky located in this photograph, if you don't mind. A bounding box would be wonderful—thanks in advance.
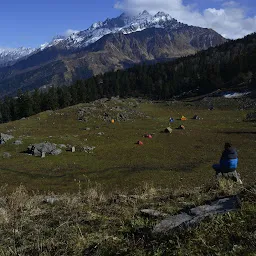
[0,0,255,49]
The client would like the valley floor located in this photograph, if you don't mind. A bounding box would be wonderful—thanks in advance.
[0,97,255,193]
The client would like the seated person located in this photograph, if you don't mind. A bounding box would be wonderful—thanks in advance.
[212,142,242,184]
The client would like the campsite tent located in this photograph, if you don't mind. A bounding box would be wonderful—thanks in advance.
[178,125,185,130]
[181,116,187,121]
[137,141,144,145]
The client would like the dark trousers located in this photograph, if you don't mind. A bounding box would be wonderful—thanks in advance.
[212,164,240,182]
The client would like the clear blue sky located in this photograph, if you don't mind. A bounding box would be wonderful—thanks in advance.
[0,0,121,48]
[0,0,255,48]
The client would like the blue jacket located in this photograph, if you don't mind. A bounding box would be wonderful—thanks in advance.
[220,158,238,169]
[220,147,238,171]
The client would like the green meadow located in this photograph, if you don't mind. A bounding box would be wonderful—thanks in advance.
[0,97,255,193]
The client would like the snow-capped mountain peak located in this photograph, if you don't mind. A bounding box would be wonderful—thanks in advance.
[48,10,180,50]
[0,47,35,67]
[0,10,179,64]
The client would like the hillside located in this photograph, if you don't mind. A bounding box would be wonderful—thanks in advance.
[0,11,226,97]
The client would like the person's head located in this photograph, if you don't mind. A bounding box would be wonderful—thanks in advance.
[224,142,232,149]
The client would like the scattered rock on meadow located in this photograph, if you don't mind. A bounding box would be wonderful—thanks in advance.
[43,197,59,204]
[0,133,14,144]
[13,140,23,145]
[83,146,95,153]
[3,152,11,158]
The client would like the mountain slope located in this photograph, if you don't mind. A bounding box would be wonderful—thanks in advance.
[0,11,227,97]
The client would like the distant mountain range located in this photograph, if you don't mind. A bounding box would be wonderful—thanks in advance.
[0,11,227,97]
[0,47,35,67]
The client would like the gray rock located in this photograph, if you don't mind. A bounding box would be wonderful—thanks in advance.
[51,149,62,155]
[13,140,22,145]
[43,197,59,204]
[28,142,62,156]
[153,196,240,234]
[83,146,95,153]
[140,209,168,218]
[0,133,14,144]
[58,144,67,149]
[153,213,192,234]
[3,152,11,158]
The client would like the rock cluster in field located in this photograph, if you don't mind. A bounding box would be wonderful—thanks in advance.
[77,97,146,123]
[27,142,62,156]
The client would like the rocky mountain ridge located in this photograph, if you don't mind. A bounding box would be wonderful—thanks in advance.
[0,47,35,67]
[0,11,227,97]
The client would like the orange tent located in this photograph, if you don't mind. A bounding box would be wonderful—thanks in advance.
[181,116,187,121]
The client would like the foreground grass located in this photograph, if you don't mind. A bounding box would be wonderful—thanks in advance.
[0,181,255,255]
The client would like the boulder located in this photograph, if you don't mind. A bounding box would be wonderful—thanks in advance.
[27,142,62,156]
[0,133,14,144]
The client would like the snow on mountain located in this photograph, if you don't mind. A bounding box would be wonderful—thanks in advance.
[0,47,35,67]
[0,10,224,67]
[44,11,185,51]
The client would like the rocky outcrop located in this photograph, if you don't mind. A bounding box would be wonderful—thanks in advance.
[0,133,14,144]
[27,142,62,156]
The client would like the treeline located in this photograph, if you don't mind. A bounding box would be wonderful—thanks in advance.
[1,33,256,123]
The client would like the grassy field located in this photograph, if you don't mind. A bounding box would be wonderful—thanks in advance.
[0,97,255,255]
[0,97,255,193]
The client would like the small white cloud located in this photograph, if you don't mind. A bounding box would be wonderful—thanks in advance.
[114,0,256,39]
[64,29,79,37]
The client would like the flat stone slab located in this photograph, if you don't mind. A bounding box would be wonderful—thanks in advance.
[153,196,240,234]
